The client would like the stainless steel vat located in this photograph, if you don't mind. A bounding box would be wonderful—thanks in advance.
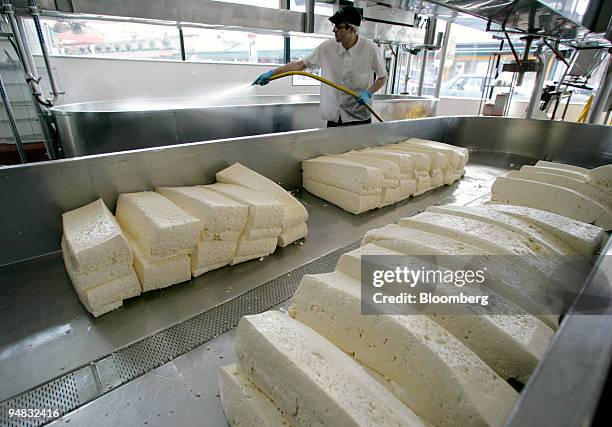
[51,94,438,157]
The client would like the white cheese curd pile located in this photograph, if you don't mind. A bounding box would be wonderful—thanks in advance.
[302,137,468,214]
[61,199,141,317]
[491,161,612,230]
[219,158,607,426]
[61,163,308,317]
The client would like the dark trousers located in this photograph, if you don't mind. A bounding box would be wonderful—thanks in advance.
[327,117,372,127]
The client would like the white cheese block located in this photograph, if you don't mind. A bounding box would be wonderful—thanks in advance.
[203,183,285,233]
[235,311,425,427]
[430,167,444,188]
[61,237,134,291]
[362,225,559,329]
[241,225,283,240]
[219,364,290,427]
[156,186,248,241]
[302,156,383,195]
[232,237,277,264]
[190,239,237,277]
[337,152,400,180]
[587,164,612,194]
[380,186,402,206]
[507,170,612,209]
[356,148,414,175]
[116,192,201,260]
[216,162,308,228]
[336,244,554,383]
[534,160,588,174]
[520,165,587,181]
[85,299,123,318]
[290,272,518,426]
[491,176,612,229]
[399,174,417,199]
[397,144,449,170]
[400,139,460,169]
[404,138,469,167]
[129,238,191,291]
[62,199,132,272]
[427,205,579,256]
[75,271,141,315]
[383,145,432,171]
[413,171,433,196]
[277,222,308,248]
[484,203,606,257]
[303,178,380,214]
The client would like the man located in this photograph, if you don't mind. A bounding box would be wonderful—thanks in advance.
[253,6,387,127]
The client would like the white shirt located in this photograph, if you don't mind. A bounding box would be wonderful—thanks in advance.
[303,37,388,122]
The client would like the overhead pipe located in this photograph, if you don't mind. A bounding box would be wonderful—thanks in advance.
[434,21,452,100]
[588,53,612,124]
[0,72,27,163]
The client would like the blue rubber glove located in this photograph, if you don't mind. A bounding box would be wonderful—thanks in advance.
[252,70,274,86]
[357,90,372,105]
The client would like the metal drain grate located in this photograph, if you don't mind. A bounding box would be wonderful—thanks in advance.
[0,241,359,426]
[0,374,79,427]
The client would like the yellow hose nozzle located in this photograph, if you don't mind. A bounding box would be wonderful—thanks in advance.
[268,71,384,123]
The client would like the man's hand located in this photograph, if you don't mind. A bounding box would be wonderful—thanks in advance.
[356,90,372,105]
[252,70,274,86]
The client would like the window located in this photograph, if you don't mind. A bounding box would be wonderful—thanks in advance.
[290,1,334,16]
[215,0,279,8]
[183,28,284,64]
[23,18,181,60]
[289,35,328,85]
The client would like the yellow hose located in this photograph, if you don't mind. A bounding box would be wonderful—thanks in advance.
[269,71,384,123]
[577,95,594,123]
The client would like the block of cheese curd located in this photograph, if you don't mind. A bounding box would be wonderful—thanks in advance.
[427,205,579,256]
[353,148,417,198]
[190,239,237,277]
[216,162,309,229]
[156,186,248,241]
[336,244,554,384]
[74,271,141,316]
[62,199,133,273]
[384,145,445,188]
[586,164,612,194]
[278,222,308,248]
[116,192,201,260]
[61,237,133,291]
[302,156,383,195]
[519,165,588,181]
[491,176,612,230]
[203,183,284,233]
[507,170,612,209]
[129,237,191,291]
[362,224,559,329]
[235,311,425,427]
[534,160,588,174]
[404,138,469,168]
[483,203,606,258]
[289,272,518,426]
[303,178,380,214]
[219,364,290,427]
[232,237,278,265]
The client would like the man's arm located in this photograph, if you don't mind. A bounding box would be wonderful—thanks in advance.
[368,75,387,95]
[252,60,307,85]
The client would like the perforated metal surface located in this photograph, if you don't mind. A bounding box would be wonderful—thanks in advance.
[0,241,359,426]
[0,374,78,427]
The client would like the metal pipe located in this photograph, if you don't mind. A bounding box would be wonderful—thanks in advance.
[15,16,37,79]
[403,52,413,93]
[178,26,185,60]
[28,0,62,103]
[526,47,552,119]
[434,21,451,100]
[588,54,612,124]
[417,50,427,96]
[0,71,27,163]
[304,0,314,33]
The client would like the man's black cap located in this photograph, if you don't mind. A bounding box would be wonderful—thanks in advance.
[329,6,362,27]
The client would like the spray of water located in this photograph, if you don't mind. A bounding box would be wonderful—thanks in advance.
[201,83,256,106]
